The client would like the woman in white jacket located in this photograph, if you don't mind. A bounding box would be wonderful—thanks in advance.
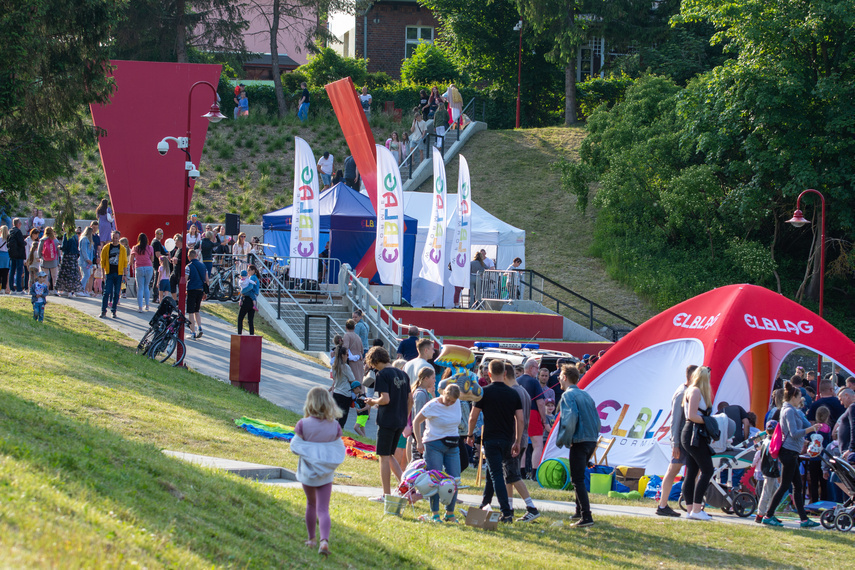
[291,387,346,557]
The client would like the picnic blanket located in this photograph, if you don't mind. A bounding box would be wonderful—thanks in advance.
[343,436,377,461]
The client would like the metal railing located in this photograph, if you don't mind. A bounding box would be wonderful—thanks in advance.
[519,269,638,341]
[341,264,443,350]
[305,314,332,353]
[250,253,342,303]
[248,252,345,350]
[473,270,524,308]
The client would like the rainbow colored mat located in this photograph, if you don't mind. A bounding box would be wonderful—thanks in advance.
[234,417,378,461]
[235,417,295,441]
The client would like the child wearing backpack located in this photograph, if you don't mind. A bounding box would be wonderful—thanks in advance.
[753,420,781,523]
[290,387,345,558]
[37,226,60,294]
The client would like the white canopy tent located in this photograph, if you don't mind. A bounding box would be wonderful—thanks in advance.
[403,191,526,308]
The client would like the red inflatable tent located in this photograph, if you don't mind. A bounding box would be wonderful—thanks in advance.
[542,284,855,474]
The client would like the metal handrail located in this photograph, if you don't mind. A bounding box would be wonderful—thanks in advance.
[519,269,637,341]
[341,264,443,350]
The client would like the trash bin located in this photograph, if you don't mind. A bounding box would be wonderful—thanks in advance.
[230,334,262,394]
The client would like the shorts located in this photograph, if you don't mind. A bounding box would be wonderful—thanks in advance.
[321,172,331,186]
[158,278,171,292]
[670,441,687,465]
[397,435,408,449]
[503,450,522,484]
[356,414,369,427]
[186,289,203,313]
[528,408,544,438]
[376,426,404,456]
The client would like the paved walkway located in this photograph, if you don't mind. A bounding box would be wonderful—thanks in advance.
[164,451,810,529]
[49,295,376,437]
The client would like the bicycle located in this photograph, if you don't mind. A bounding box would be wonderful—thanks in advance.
[137,297,177,355]
[208,263,238,302]
[148,310,186,365]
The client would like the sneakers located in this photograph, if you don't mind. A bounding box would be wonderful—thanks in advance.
[687,510,712,521]
[499,515,514,524]
[800,519,820,528]
[367,496,385,503]
[196,329,203,339]
[112,312,118,318]
[754,514,764,524]
[656,505,681,517]
[517,507,541,523]
[573,518,594,528]
[99,311,107,318]
[444,514,458,523]
[762,516,783,527]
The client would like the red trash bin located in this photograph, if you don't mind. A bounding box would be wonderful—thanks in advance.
[230,335,262,394]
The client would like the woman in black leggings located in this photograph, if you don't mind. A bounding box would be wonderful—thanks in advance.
[237,265,259,335]
[762,381,820,528]
[680,366,715,520]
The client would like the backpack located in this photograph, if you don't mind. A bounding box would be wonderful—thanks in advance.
[769,423,783,459]
[42,239,57,262]
[760,442,781,478]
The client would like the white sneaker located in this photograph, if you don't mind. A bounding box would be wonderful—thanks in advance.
[688,510,712,521]
[77,292,90,297]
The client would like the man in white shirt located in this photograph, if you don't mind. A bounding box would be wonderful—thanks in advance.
[317,152,334,191]
[404,338,435,385]
[360,86,372,117]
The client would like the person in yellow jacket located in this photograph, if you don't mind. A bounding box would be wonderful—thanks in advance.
[99,230,128,318]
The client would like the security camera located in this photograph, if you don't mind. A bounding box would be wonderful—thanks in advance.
[188,168,201,180]
[157,140,169,156]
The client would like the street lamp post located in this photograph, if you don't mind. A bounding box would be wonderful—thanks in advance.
[786,188,826,375]
[514,20,523,129]
[157,81,225,364]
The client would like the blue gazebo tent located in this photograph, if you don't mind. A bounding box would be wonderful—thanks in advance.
[262,182,417,302]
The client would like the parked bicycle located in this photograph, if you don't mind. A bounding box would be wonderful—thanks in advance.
[137,297,186,365]
[208,263,239,302]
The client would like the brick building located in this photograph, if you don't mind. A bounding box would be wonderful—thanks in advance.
[331,0,438,79]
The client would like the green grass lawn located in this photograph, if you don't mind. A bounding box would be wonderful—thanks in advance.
[1,297,852,568]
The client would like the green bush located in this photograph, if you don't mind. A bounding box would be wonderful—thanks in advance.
[297,48,367,88]
[400,42,458,85]
[576,74,636,118]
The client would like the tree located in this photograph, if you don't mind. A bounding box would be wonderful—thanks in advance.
[0,0,121,198]
[400,42,458,85]
[111,0,247,63]
[246,0,352,118]
[677,0,855,301]
[296,47,368,88]
[422,0,564,126]
[516,0,652,125]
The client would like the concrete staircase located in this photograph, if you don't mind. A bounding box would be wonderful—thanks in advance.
[267,299,351,353]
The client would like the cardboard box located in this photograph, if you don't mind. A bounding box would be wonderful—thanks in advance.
[464,508,501,530]
[617,477,640,492]
[616,466,645,479]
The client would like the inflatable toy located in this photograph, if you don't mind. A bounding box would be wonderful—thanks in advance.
[434,344,482,402]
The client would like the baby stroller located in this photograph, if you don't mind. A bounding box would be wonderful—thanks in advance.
[818,450,855,531]
[680,436,761,517]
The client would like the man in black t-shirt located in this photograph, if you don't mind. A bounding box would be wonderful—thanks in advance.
[365,346,412,500]
[467,359,523,522]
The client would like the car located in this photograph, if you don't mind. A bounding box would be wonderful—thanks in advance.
[471,342,579,373]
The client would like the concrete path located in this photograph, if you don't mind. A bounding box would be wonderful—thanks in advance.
[163,451,806,529]
[49,295,375,437]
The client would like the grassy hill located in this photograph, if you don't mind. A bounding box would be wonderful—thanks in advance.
[27,115,654,325]
[417,127,654,325]
[2,297,851,568]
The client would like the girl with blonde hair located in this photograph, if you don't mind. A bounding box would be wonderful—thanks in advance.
[291,387,345,557]
[680,366,715,520]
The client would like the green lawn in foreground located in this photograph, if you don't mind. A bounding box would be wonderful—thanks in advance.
[1,297,852,568]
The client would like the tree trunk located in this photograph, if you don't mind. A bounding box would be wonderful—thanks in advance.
[270,0,287,118]
[565,63,577,125]
[176,0,187,63]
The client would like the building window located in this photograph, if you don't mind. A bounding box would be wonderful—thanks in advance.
[405,26,434,58]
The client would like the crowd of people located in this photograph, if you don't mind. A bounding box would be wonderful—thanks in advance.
[654,363,855,528]
[318,321,605,528]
